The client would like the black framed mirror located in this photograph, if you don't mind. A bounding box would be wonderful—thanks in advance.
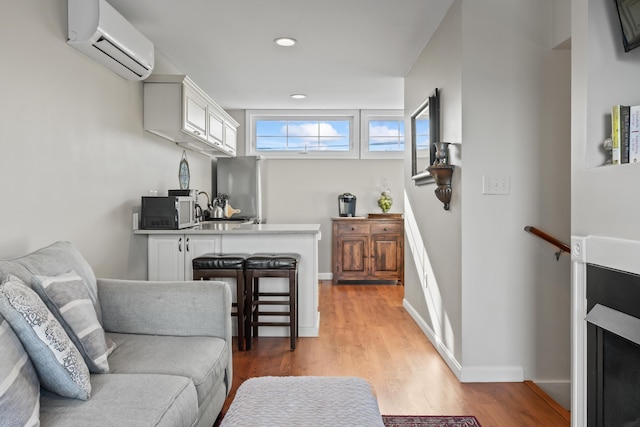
[411,88,440,185]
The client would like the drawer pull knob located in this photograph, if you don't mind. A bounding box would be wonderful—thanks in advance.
[351,227,355,231]
[384,228,388,231]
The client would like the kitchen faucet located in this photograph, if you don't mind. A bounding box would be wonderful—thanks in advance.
[198,191,212,210]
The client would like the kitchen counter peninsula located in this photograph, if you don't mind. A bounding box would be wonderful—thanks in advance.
[135,223,321,337]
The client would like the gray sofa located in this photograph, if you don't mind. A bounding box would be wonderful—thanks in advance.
[0,241,232,427]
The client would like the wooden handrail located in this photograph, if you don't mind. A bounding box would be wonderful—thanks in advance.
[524,226,570,260]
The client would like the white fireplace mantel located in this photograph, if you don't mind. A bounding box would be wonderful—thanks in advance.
[570,235,640,427]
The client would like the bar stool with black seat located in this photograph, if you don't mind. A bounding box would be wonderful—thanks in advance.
[245,253,301,351]
[192,253,249,351]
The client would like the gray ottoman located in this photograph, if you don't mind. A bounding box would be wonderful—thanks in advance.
[221,376,385,427]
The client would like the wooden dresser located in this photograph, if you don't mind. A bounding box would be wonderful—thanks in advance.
[331,216,404,285]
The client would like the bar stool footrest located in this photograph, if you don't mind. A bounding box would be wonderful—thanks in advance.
[255,311,291,316]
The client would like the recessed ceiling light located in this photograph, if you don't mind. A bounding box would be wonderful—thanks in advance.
[275,37,297,47]
[290,94,306,99]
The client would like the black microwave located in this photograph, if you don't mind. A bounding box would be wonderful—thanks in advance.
[140,196,197,230]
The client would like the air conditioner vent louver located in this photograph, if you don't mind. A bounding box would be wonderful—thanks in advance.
[93,37,149,79]
[67,0,154,81]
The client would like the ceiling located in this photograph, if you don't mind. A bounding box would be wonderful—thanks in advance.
[108,0,453,110]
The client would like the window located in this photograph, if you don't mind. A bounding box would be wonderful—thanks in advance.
[247,110,359,159]
[360,110,404,159]
[414,115,430,154]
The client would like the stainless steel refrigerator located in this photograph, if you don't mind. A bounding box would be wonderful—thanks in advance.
[213,156,265,222]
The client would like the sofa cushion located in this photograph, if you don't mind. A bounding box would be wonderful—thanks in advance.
[32,271,113,374]
[40,373,198,427]
[0,260,33,285]
[106,332,229,407]
[0,316,40,427]
[0,275,91,400]
[9,241,102,324]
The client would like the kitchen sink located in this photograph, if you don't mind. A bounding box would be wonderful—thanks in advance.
[195,221,248,231]
[202,217,255,222]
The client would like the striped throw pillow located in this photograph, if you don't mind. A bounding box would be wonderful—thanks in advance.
[0,316,40,427]
[0,275,91,400]
[32,271,113,373]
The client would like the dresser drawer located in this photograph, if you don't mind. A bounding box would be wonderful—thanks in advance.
[336,222,370,235]
[371,221,403,234]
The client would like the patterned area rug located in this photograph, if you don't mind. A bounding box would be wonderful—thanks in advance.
[383,415,481,427]
[215,414,481,426]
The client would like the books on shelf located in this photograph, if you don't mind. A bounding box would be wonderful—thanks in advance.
[631,105,640,163]
[611,104,637,164]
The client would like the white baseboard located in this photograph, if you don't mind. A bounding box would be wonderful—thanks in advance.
[318,272,332,281]
[403,298,525,383]
[403,298,462,379]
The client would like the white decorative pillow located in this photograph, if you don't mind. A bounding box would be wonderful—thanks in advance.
[32,271,113,373]
[0,317,40,427]
[0,275,91,400]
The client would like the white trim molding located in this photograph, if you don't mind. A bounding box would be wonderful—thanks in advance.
[318,272,332,281]
[403,298,462,378]
[403,298,524,383]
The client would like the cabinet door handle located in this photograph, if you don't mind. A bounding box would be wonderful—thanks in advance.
[351,227,355,231]
[178,237,183,252]
[186,237,190,252]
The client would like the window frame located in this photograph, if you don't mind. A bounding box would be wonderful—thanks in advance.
[360,110,405,159]
[246,109,360,159]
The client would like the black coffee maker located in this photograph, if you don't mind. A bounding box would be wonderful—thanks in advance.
[338,193,357,217]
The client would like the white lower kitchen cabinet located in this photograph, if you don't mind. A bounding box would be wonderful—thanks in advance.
[137,223,321,337]
[148,234,220,281]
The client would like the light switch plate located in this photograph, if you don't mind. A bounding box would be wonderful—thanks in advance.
[482,176,510,195]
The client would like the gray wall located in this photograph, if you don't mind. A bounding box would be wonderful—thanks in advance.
[0,1,405,280]
[403,0,571,406]
[2,0,575,406]
[572,0,640,238]
[0,0,212,278]
[227,111,405,275]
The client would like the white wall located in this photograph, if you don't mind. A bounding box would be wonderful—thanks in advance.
[404,0,463,363]
[404,0,571,406]
[460,0,570,380]
[0,0,212,278]
[227,111,405,275]
[572,0,640,239]
[570,0,640,418]
[552,0,571,48]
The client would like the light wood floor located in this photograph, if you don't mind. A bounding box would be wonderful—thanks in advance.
[224,281,570,427]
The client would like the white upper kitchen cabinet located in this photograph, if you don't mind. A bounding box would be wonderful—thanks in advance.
[143,75,239,158]
[223,122,237,156]
[207,107,224,149]
[183,86,207,139]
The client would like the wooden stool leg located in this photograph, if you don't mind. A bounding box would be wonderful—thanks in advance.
[245,270,253,350]
[236,270,245,351]
[252,276,260,337]
[289,268,296,351]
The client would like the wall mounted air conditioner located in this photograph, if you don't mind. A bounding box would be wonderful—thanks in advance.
[67,0,154,81]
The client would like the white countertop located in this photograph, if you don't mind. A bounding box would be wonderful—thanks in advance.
[135,223,321,235]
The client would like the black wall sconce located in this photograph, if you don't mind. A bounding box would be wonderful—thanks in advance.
[427,142,455,210]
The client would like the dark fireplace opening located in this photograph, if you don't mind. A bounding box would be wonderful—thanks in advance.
[587,264,640,427]
[602,331,640,426]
